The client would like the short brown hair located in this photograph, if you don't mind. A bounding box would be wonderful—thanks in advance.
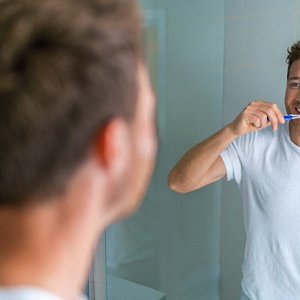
[286,41,300,79]
[0,0,143,206]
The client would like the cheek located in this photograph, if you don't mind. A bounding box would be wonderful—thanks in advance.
[133,111,157,158]
[131,121,157,191]
[285,87,291,100]
[285,90,294,106]
[138,127,157,159]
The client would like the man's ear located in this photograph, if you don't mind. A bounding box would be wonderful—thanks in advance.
[93,118,131,176]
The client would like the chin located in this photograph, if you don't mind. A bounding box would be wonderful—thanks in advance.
[291,119,300,129]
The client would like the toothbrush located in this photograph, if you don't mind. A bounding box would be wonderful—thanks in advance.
[283,114,300,120]
[267,114,300,121]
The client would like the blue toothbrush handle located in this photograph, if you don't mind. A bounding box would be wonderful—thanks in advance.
[267,114,299,121]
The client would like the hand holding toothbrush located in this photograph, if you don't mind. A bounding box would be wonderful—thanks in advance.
[228,100,286,137]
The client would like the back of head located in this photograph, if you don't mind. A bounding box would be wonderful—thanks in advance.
[0,0,143,206]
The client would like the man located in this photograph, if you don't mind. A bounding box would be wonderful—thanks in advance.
[0,0,157,299]
[168,41,300,300]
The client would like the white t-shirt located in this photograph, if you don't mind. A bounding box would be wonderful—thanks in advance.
[221,122,300,300]
[0,286,88,300]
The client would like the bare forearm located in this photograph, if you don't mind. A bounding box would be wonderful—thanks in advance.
[168,100,285,193]
[168,124,237,193]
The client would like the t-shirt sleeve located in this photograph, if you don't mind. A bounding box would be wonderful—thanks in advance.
[220,147,235,182]
[220,133,253,184]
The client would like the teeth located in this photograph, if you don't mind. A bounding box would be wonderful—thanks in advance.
[296,108,300,113]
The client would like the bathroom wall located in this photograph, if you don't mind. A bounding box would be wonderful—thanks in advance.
[220,1,299,299]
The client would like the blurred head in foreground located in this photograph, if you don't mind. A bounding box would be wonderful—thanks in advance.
[0,0,157,298]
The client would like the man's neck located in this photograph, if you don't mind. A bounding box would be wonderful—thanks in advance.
[0,205,94,299]
[0,159,106,300]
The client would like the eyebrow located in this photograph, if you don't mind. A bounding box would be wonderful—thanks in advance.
[288,76,300,81]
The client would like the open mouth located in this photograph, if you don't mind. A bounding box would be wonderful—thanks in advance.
[295,107,300,114]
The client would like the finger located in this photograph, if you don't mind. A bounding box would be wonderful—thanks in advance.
[251,110,269,128]
[264,109,284,130]
[242,105,269,128]
[263,103,284,124]
[245,113,262,129]
[250,101,284,129]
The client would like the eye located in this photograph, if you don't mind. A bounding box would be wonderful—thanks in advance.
[289,81,300,88]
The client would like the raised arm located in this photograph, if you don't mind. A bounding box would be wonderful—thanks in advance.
[168,100,285,193]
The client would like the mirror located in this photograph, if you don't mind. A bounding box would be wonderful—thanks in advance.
[101,1,294,299]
